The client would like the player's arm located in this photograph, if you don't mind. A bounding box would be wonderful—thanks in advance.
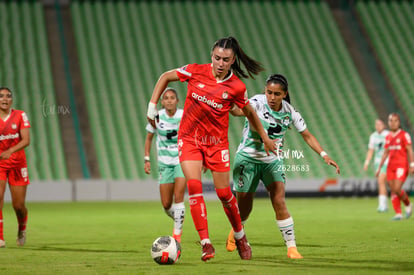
[363,149,374,171]
[229,104,244,117]
[375,148,389,177]
[300,129,340,174]
[241,103,276,155]
[406,143,414,174]
[144,132,155,175]
[0,128,30,160]
[147,70,180,127]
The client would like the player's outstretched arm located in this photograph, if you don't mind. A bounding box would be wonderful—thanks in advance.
[147,70,180,127]
[300,129,340,174]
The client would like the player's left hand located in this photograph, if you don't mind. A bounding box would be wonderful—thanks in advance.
[323,156,340,174]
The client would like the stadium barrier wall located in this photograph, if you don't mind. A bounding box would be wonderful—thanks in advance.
[4,178,414,202]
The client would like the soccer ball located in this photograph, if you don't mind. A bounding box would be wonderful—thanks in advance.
[151,236,181,265]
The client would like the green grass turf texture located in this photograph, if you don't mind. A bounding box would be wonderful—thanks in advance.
[1,198,413,274]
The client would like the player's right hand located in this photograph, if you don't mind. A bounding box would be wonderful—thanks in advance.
[144,161,151,174]
[263,137,277,156]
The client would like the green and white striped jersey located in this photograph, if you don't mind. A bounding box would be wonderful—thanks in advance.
[236,94,306,163]
[368,129,389,166]
[146,108,183,166]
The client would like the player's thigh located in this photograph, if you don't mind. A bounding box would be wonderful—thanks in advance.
[0,168,8,201]
[262,160,286,187]
[159,166,175,184]
[8,167,29,207]
[0,180,6,208]
[378,172,387,185]
[232,154,260,193]
[9,185,27,208]
[180,160,203,181]
[205,144,231,172]
[387,166,407,190]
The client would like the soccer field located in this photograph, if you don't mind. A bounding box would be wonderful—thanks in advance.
[1,198,413,274]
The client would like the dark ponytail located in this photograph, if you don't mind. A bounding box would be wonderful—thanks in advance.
[211,37,264,79]
[265,74,290,104]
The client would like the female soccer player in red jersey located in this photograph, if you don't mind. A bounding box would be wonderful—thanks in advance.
[0,87,31,248]
[376,113,414,220]
[147,37,277,261]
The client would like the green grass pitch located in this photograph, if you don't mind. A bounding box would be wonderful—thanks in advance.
[1,198,413,274]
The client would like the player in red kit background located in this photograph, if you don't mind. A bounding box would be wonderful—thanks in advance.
[377,113,414,220]
[147,37,277,261]
[0,87,31,248]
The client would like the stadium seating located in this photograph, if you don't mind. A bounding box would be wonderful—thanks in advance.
[70,0,379,179]
[356,0,414,128]
[0,1,67,180]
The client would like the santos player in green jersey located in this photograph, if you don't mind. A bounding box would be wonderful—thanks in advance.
[144,88,186,242]
[226,74,340,259]
[363,119,389,212]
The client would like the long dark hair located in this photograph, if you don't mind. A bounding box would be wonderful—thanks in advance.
[211,37,264,79]
[265,74,290,104]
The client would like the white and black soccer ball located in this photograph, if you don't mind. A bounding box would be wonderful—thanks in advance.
[151,236,181,265]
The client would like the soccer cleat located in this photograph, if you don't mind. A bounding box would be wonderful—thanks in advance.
[0,239,5,248]
[235,235,252,260]
[391,214,403,221]
[226,228,236,252]
[201,243,215,261]
[377,206,388,213]
[16,230,26,246]
[172,233,182,243]
[287,247,303,259]
[405,203,412,219]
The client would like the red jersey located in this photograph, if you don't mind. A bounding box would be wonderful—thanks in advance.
[385,129,412,168]
[0,109,30,168]
[176,63,249,146]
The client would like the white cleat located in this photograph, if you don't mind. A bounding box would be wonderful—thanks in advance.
[377,206,388,213]
[405,203,412,219]
[0,239,5,248]
[391,214,403,221]
[16,231,26,247]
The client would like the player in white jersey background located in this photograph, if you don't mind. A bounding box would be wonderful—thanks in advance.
[227,74,340,259]
[363,119,389,212]
[144,88,186,243]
